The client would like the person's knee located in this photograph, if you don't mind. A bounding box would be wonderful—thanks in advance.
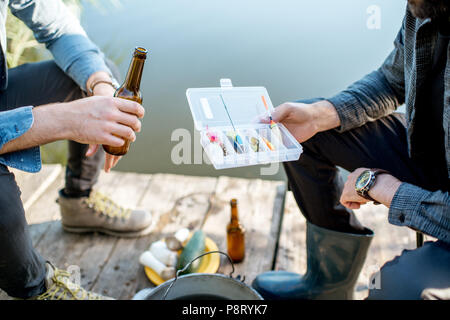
[367,242,450,300]
[0,169,27,234]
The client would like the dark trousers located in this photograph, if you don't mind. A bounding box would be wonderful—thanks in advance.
[0,60,118,298]
[285,99,450,299]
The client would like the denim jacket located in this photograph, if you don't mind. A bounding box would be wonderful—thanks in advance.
[328,8,450,242]
[0,0,111,173]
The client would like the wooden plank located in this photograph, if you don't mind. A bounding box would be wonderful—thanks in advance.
[33,170,127,292]
[202,176,286,285]
[12,164,62,211]
[77,172,153,292]
[92,173,218,299]
[275,192,417,300]
[274,191,307,275]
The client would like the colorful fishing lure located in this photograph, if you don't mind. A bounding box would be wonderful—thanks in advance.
[261,95,282,145]
[206,126,228,156]
[226,131,244,154]
[249,136,260,152]
[262,137,275,151]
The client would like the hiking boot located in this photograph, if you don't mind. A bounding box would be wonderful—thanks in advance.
[58,189,153,237]
[30,263,113,300]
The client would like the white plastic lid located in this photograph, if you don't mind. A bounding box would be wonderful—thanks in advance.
[186,79,274,131]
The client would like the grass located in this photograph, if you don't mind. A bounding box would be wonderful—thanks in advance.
[6,0,121,165]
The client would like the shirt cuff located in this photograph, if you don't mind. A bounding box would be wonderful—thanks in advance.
[389,182,426,226]
[388,182,449,242]
[0,106,41,173]
[327,92,364,132]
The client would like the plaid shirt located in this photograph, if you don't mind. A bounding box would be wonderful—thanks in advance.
[328,8,449,243]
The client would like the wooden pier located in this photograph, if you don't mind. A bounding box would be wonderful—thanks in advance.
[0,164,417,300]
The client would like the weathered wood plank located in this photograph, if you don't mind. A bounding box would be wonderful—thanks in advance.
[275,191,307,275]
[35,170,132,292]
[12,164,62,212]
[77,172,153,292]
[202,176,286,285]
[92,173,218,299]
[275,191,417,300]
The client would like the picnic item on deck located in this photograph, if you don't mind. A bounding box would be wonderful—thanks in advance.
[227,199,245,263]
[149,240,177,267]
[176,230,206,275]
[103,47,148,156]
[139,251,176,281]
[165,228,190,251]
[134,251,263,300]
[144,236,220,286]
[186,79,303,169]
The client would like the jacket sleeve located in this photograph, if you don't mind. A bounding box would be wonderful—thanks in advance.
[9,0,112,91]
[389,183,450,243]
[0,106,41,173]
[327,16,406,132]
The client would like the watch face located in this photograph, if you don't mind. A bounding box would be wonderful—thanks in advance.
[356,170,372,190]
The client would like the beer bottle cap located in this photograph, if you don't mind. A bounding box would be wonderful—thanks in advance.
[134,47,148,59]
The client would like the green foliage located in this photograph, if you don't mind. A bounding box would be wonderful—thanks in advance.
[5,0,121,165]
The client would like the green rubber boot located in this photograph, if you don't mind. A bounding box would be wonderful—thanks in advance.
[252,221,374,300]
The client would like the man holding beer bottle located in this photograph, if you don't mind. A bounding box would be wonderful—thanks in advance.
[0,0,152,299]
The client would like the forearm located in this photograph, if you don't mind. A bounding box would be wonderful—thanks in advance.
[310,100,341,132]
[327,70,401,132]
[368,173,402,207]
[0,104,72,155]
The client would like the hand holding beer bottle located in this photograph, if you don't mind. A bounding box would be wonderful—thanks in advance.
[103,47,148,156]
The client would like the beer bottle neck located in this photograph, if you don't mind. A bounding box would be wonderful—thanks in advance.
[230,205,239,222]
[124,57,145,91]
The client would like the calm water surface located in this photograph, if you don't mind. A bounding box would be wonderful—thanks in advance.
[81,0,405,180]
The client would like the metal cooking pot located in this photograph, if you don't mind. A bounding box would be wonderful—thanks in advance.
[133,251,263,300]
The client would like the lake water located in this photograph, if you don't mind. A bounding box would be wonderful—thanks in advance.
[81,0,406,180]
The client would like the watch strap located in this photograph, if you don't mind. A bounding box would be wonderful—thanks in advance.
[357,169,389,204]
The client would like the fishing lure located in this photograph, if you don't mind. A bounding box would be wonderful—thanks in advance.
[206,126,228,156]
[261,95,283,145]
[220,95,245,154]
[226,131,244,154]
[249,136,260,152]
[262,137,275,151]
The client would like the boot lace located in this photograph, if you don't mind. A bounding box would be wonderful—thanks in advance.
[84,190,131,220]
[36,269,101,300]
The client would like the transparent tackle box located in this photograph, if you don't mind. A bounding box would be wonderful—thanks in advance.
[186,79,303,170]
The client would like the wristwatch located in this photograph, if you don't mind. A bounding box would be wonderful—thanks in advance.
[355,169,389,204]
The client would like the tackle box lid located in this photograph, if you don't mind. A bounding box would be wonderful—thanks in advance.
[186,79,274,131]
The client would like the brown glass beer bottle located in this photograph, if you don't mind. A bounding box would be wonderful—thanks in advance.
[227,199,245,263]
[103,47,148,156]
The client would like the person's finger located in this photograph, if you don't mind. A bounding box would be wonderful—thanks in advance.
[104,154,114,173]
[102,133,125,148]
[109,123,137,142]
[113,98,145,118]
[113,112,141,132]
[86,144,99,157]
[270,104,291,123]
[112,156,121,168]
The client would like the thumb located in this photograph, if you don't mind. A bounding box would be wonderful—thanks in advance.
[86,144,99,157]
[257,104,290,124]
[268,104,291,123]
